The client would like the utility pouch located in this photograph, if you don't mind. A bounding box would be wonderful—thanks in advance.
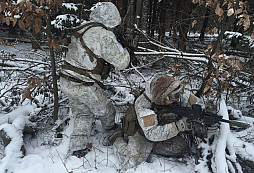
[121,104,138,136]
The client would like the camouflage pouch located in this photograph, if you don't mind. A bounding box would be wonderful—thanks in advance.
[121,104,139,136]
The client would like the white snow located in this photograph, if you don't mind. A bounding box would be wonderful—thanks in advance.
[62,3,78,11]
[0,40,254,173]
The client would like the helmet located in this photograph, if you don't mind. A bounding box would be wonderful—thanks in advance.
[90,2,121,28]
[151,75,183,105]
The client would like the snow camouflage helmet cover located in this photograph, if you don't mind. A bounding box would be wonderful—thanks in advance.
[151,75,182,105]
[90,2,121,28]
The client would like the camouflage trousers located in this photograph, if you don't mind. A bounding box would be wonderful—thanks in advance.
[113,132,189,169]
[60,77,116,150]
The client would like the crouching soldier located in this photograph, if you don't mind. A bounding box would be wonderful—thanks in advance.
[111,74,206,169]
[60,2,130,157]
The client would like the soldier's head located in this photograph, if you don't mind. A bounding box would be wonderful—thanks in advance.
[151,75,184,105]
[90,2,121,28]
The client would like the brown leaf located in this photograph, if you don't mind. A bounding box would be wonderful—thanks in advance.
[86,143,93,149]
[11,18,18,27]
[227,8,234,16]
[5,17,10,26]
[55,0,62,7]
[22,88,32,100]
[192,0,199,4]
[203,85,211,94]
[204,72,207,78]
[243,12,250,31]
[212,27,217,34]
[192,20,197,28]
[0,14,5,24]
[0,3,6,13]
[47,37,51,44]
[39,0,45,6]
[172,65,176,72]
[205,44,213,55]
[27,78,42,88]
[235,8,243,15]
[174,70,181,76]
[215,3,224,17]
[235,60,242,70]
[215,68,219,78]
[211,92,215,97]
[55,43,61,50]
[207,77,213,85]
[18,20,25,30]
[222,71,227,78]
[26,2,33,12]
[218,16,224,22]
[62,38,68,45]
[222,0,227,6]
[182,80,189,85]
[35,8,44,15]
[227,2,233,9]
[251,30,254,40]
[34,18,42,34]
[25,15,33,29]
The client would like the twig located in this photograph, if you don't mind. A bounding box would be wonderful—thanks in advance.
[56,149,70,173]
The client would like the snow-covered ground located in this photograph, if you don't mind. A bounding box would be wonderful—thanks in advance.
[1,42,254,173]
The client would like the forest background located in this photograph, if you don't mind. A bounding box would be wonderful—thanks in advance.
[0,0,254,173]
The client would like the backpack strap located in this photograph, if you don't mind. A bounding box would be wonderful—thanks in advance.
[72,22,112,79]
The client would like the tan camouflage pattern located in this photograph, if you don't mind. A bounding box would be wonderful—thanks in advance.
[113,75,205,168]
[113,132,153,169]
[60,77,116,150]
[60,2,130,151]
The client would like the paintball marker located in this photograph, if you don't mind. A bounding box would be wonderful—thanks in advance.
[151,102,231,126]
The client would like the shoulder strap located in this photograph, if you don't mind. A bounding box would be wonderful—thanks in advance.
[73,22,112,77]
[73,22,107,62]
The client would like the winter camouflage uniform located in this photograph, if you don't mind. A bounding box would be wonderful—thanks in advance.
[60,2,130,151]
[113,74,205,168]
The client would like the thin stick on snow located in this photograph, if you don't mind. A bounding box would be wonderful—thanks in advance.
[56,149,70,173]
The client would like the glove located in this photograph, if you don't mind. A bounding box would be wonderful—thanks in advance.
[207,123,219,133]
[175,117,192,132]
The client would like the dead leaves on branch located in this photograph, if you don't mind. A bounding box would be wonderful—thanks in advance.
[192,1,251,32]
[22,78,42,100]
[22,76,49,103]
[172,64,182,77]
[47,38,68,50]
[0,0,63,34]
[203,53,242,100]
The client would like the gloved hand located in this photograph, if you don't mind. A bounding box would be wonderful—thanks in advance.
[175,117,192,132]
[207,123,219,133]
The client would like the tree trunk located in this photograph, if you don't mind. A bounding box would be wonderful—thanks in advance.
[136,0,144,28]
[115,0,128,17]
[46,17,59,122]
[158,0,166,42]
[148,0,153,34]
[150,0,157,37]
[199,10,209,42]
[32,26,41,50]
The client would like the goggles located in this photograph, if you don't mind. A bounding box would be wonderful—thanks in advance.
[169,92,180,100]
[165,84,184,103]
